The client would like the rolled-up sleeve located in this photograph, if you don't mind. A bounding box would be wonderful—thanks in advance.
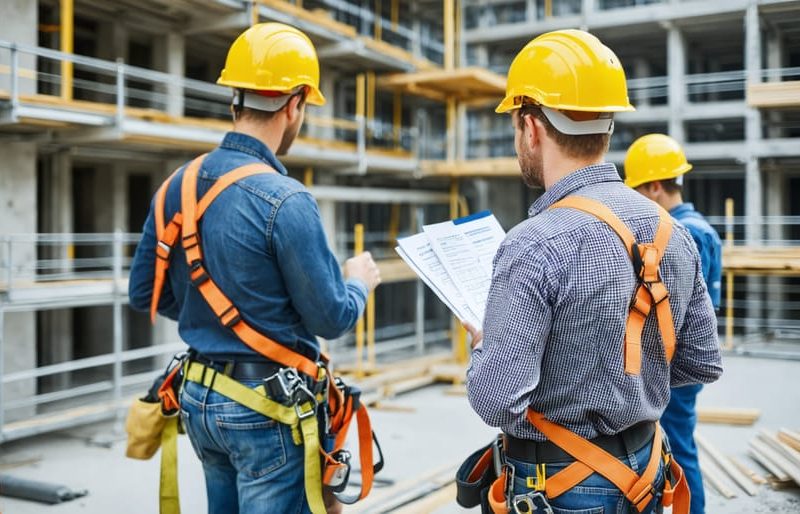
[466,242,554,429]
[670,252,723,386]
[272,192,367,339]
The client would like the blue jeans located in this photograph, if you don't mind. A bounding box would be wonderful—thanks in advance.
[506,441,665,514]
[180,379,310,514]
[661,384,703,514]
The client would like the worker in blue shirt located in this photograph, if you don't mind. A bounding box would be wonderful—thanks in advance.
[129,23,380,514]
[625,133,723,514]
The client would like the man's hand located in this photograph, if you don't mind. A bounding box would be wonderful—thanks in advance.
[463,322,483,350]
[323,488,342,514]
[344,251,381,292]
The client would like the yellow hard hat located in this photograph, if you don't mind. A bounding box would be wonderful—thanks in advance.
[624,134,693,188]
[496,29,634,114]
[218,22,325,106]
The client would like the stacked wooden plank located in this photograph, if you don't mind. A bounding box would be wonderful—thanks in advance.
[748,429,800,489]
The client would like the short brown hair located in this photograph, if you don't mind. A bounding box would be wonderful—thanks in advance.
[517,104,610,160]
[659,178,682,194]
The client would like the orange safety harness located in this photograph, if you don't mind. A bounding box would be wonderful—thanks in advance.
[457,196,690,514]
[150,154,382,513]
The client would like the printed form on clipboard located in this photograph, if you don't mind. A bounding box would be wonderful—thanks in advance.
[395,210,506,328]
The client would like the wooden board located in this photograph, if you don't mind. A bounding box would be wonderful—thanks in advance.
[697,407,761,425]
[695,433,758,496]
[778,429,800,453]
[422,157,520,177]
[757,431,800,486]
[348,462,457,513]
[699,454,738,499]
[749,439,795,483]
[378,67,505,101]
[391,482,456,514]
[376,258,416,284]
[723,246,800,275]
[728,455,767,485]
[747,81,800,108]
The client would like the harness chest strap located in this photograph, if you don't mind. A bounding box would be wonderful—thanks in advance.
[549,196,676,375]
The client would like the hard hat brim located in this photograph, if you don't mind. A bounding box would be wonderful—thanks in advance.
[624,163,693,189]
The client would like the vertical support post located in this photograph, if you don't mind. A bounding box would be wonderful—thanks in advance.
[414,207,426,354]
[356,74,367,173]
[5,240,13,295]
[374,0,382,41]
[667,24,686,143]
[544,0,553,18]
[251,0,260,26]
[391,0,399,30]
[10,45,19,111]
[443,0,454,70]
[354,224,365,377]
[115,59,125,127]
[366,71,376,140]
[446,97,457,162]
[112,230,124,403]
[393,91,402,149]
[0,306,4,439]
[303,167,314,187]
[60,0,74,101]
[367,286,376,369]
[724,198,734,350]
[449,180,468,364]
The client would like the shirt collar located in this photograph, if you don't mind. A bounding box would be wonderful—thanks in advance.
[528,163,622,217]
[219,131,289,175]
[669,203,696,217]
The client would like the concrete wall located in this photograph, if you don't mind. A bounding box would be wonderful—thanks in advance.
[0,142,38,422]
[0,0,37,95]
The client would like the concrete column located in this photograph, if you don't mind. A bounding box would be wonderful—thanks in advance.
[0,142,37,422]
[0,0,37,95]
[766,28,784,138]
[667,24,686,143]
[316,173,338,251]
[744,3,764,336]
[473,45,489,68]
[582,0,596,28]
[456,103,468,160]
[744,3,762,245]
[634,57,651,107]
[111,164,127,232]
[165,34,185,118]
[765,168,786,329]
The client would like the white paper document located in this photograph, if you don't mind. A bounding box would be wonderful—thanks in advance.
[395,211,506,328]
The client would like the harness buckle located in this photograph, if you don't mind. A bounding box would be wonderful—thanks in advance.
[325,450,352,492]
[189,261,210,287]
[218,305,242,329]
[264,368,302,405]
[512,491,553,513]
[156,240,172,260]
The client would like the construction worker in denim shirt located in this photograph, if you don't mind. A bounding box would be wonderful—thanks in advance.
[462,30,722,514]
[625,133,723,514]
[129,23,380,514]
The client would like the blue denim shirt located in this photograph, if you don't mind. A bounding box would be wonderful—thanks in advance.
[129,132,368,360]
[669,203,722,309]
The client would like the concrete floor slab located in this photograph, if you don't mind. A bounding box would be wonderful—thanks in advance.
[0,354,798,513]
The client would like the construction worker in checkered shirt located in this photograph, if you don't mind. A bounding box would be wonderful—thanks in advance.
[462,30,722,514]
[625,133,723,514]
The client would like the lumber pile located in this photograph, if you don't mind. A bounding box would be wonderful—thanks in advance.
[697,407,760,426]
[696,428,800,501]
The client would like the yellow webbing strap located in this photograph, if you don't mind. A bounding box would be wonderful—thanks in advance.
[183,362,327,514]
[159,416,180,514]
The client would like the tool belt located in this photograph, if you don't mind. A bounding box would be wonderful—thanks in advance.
[125,154,384,514]
[456,411,690,514]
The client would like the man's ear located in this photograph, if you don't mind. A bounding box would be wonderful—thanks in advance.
[285,94,304,123]
[524,113,540,148]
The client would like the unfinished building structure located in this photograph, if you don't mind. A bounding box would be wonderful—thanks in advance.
[0,0,798,440]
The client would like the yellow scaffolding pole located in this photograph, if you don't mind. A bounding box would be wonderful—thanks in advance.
[724,198,735,350]
[544,0,553,18]
[303,167,314,187]
[450,179,468,364]
[446,97,457,162]
[443,0,455,70]
[354,224,365,377]
[366,71,376,139]
[374,0,383,41]
[60,0,74,101]
[393,91,402,148]
[391,0,399,29]
[251,0,260,26]
[356,73,366,118]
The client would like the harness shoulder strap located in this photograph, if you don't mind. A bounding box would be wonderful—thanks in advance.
[177,158,322,378]
[550,196,677,374]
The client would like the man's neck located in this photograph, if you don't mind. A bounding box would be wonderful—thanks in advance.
[661,193,684,212]
[543,157,603,190]
[233,121,282,156]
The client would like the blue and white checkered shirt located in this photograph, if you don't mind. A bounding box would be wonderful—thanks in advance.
[466,163,723,441]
